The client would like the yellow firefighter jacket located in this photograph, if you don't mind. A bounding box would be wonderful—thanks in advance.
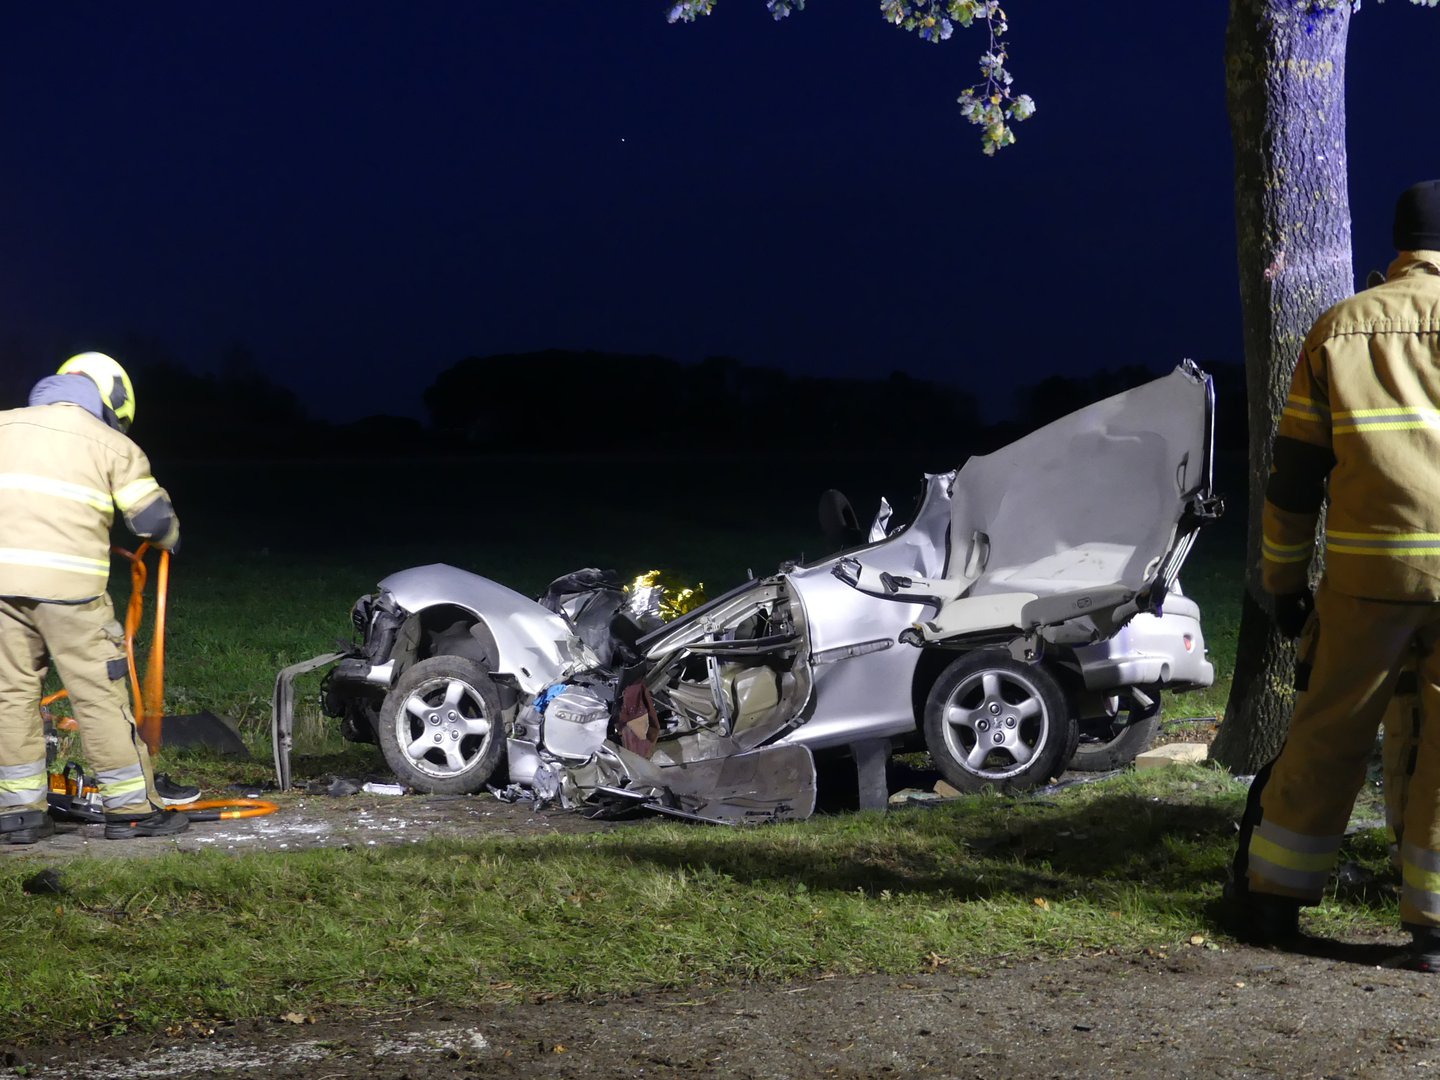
[0,402,179,602]
[1263,251,1440,600]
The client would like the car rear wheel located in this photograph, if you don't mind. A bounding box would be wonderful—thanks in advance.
[1069,692,1161,772]
[378,656,505,794]
[923,651,1077,794]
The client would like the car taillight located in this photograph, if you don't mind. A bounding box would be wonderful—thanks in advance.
[1183,634,1194,653]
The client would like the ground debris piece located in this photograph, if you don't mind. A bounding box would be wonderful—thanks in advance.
[887,788,942,806]
[488,783,534,805]
[21,869,64,896]
[1135,743,1209,770]
[360,782,405,796]
[373,1027,490,1057]
[306,776,362,797]
[1032,772,1121,796]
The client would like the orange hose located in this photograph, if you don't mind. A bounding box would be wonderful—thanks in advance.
[170,798,279,821]
[112,542,166,754]
[137,549,168,751]
[40,690,79,732]
[146,550,168,723]
[41,543,169,754]
[115,543,149,722]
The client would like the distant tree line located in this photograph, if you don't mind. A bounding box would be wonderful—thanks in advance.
[0,348,1244,485]
[422,350,984,458]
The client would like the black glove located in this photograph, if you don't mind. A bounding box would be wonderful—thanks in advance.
[1273,589,1314,639]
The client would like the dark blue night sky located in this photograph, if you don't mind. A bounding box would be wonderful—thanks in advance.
[2,4,1436,421]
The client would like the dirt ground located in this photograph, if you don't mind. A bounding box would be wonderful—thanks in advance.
[7,779,1440,1078]
[6,936,1438,1079]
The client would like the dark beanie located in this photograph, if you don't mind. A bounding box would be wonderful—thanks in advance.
[1393,180,1440,251]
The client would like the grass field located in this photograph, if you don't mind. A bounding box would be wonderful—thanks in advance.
[10,452,1356,1044]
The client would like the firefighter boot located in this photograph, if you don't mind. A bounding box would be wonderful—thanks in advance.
[0,810,55,845]
[1227,888,1302,946]
[1405,928,1440,972]
[103,808,190,839]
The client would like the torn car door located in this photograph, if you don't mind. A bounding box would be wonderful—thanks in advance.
[842,361,1218,648]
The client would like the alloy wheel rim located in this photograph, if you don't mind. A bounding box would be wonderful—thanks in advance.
[941,668,1050,780]
[396,676,493,779]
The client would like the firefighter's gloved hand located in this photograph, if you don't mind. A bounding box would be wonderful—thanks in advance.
[1273,589,1314,639]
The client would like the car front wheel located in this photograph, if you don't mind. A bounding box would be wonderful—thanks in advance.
[378,656,505,794]
[923,651,1077,794]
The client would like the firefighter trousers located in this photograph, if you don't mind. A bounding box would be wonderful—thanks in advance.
[1242,580,1440,928]
[0,594,157,817]
[1385,670,1421,855]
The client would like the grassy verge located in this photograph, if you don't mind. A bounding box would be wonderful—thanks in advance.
[0,766,1397,1042]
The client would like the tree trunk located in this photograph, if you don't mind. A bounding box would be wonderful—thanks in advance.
[1209,0,1354,773]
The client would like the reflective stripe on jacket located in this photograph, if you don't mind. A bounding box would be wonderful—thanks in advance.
[1262,251,1440,600]
[0,403,179,601]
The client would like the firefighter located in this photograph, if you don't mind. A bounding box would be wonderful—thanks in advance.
[0,354,189,841]
[1229,180,1440,969]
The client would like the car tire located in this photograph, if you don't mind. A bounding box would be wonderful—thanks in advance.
[923,651,1077,795]
[377,656,505,794]
[1069,692,1161,772]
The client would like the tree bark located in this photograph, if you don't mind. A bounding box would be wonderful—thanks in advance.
[1210,0,1354,773]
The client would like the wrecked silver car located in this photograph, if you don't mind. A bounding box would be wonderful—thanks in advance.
[274,362,1220,822]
